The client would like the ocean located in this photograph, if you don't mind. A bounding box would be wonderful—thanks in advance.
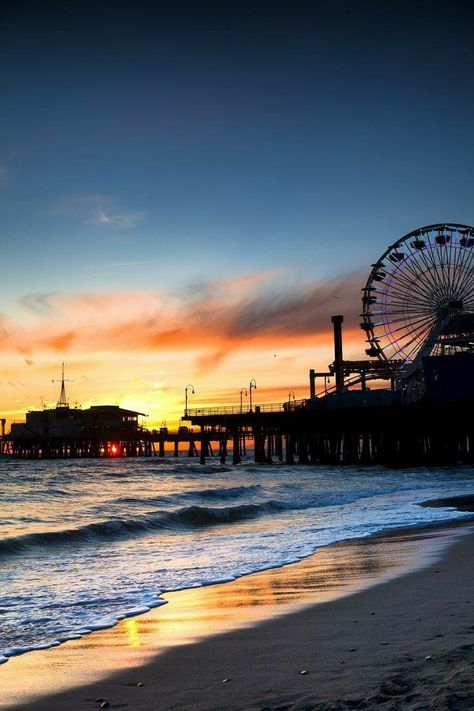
[1,457,473,664]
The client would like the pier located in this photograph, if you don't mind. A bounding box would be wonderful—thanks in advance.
[0,420,232,460]
[2,223,473,465]
[184,398,474,467]
[3,394,473,467]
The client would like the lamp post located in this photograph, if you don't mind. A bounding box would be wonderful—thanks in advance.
[240,387,248,413]
[249,379,257,412]
[288,390,296,409]
[185,384,194,418]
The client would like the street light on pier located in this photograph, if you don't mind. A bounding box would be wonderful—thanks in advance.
[185,384,195,418]
[240,387,248,413]
[288,390,296,409]
[249,379,257,412]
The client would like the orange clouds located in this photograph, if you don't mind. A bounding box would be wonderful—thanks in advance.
[2,270,366,370]
[45,331,76,352]
[0,270,369,426]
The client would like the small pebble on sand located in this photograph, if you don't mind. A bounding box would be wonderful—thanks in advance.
[100,704,109,710]
[300,670,308,675]
[369,611,375,615]
[349,648,356,652]
[222,678,231,683]
[425,655,432,661]
[136,682,144,687]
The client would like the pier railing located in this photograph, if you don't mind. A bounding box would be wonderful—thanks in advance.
[185,399,307,417]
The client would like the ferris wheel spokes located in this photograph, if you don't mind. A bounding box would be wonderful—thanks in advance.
[361,223,474,368]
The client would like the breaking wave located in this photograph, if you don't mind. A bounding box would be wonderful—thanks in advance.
[115,484,262,508]
[0,500,289,557]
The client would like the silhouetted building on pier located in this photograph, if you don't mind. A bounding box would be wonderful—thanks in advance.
[6,404,149,458]
[10,404,146,440]
[4,365,150,457]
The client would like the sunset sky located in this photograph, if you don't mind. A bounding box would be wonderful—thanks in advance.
[1,0,474,427]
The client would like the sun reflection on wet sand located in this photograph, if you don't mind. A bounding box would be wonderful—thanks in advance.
[0,524,466,710]
[124,618,141,648]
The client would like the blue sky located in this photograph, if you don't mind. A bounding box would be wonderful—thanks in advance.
[2,0,474,300]
[1,0,474,419]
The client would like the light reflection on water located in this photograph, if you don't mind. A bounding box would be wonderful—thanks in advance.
[0,522,468,710]
[1,458,473,661]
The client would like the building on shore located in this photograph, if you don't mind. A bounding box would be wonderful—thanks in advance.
[4,366,149,458]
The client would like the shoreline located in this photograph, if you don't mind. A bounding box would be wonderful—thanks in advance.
[2,493,472,663]
[1,496,473,709]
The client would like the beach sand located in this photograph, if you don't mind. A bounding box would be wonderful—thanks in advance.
[2,515,474,710]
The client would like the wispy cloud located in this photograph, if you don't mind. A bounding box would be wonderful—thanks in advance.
[89,258,163,272]
[91,209,145,229]
[1,270,366,372]
[50,194,145,229]
[17,292,59,315]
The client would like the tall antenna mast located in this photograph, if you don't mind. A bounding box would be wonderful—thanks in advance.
[52,362,72,408]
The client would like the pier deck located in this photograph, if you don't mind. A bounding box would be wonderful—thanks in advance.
[186,398,474,467]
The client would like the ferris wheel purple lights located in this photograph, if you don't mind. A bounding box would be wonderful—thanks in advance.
[360,223,474,366]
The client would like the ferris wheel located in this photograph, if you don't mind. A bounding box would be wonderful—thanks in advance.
[360,223,474,371]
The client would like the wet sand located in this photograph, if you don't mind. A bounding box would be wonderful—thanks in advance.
[2,511,474,710]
